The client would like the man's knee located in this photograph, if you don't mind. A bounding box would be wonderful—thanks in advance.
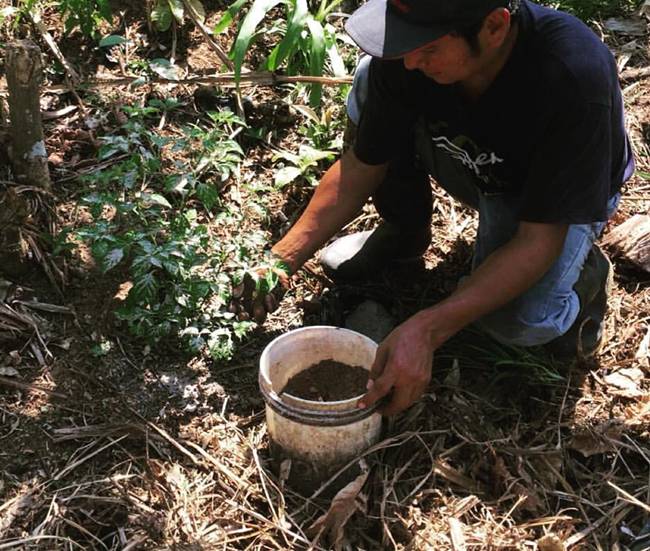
[476,296,575,348]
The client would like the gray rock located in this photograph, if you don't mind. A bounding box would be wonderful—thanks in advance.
[345,300,395,343]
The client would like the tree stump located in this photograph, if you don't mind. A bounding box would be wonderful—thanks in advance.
[602,214,650,273]
[5,40,51,189]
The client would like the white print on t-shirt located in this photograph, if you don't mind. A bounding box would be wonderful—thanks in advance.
[431,135,504,183]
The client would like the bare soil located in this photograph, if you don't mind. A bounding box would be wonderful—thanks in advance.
[281,360,368,401]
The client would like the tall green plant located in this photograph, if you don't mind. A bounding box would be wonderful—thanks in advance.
[222,0,347,106]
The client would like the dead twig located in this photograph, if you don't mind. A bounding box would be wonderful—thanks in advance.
[179,0,233,71]
[607,480,650,514]
[1,71,353,95]
[29,12,80,85]
[0,375,66,399]
[53,435,129,481]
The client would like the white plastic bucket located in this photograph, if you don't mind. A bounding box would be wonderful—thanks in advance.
[259,326,382,492]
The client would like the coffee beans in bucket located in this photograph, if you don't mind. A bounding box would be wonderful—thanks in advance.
[280,359,369,401]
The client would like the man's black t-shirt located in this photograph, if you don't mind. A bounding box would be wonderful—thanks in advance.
[354,0,635,224]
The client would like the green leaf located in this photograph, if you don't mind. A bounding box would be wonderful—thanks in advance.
[168,0,185,23]
[98,135,130,159]
[151,0,173,31]
[145,193,173,208]
[297,144,335,166]
[99,35,126,47]
[102,248,124,272]
[305,17,326,107]
[138,239,155,254]
[267,0,308,71]
[130,76,149,88]
[316,0,343,21]
[232,0,284,82]
[326,41,346,77]
[132,273,158,303]
[233,320,254,339]
[98,0,112,20]
[291,103,320,124]
[91,339,113,357]
[186,0,205,23]
[196,183,219,210]
[272,148,301,165]
[213,0,247,34]
[274,166,302,188]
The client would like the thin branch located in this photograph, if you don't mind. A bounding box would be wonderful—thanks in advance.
[0,72,353,95]
[180,0,234,71]
[30,11,80,85]
[607,481,650,514]
[0,375,66,399]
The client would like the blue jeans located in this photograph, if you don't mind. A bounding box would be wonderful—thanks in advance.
[347,56,620,346]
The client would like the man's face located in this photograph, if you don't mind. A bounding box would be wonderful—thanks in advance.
[401,34,484,84]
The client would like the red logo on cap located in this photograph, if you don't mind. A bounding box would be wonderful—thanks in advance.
[390,0,411,13]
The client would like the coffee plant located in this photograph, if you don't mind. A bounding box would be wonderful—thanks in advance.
[72,102,273,360]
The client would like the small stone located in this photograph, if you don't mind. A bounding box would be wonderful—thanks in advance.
[345,300,395,343]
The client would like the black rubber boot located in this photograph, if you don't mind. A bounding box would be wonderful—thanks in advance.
[319,222,432,281]
[546,244,613,361]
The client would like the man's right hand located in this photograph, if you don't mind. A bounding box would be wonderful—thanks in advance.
[228,255,291,324]
[233,150,387,324]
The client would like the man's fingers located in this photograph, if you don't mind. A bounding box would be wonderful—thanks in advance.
[368,345,389,381]
[232,282,246,299]
[358,342,396,409]
[358,371,395,409]
[252,298,267,324]
[264,293,278,313]
[380,384,425,416]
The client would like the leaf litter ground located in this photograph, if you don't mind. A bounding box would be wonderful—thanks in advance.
[0,4,649,550]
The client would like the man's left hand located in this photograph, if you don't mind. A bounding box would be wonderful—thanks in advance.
[358,313,436,416]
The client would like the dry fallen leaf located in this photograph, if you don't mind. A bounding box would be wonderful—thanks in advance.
[308,468,368,551]
[165,463,188,491]
[537,533,566,551]
[635,326,650,366]
[569,422,623,457]
[448,517,466,550]
[604,368,645,397]
[512,481,543,514]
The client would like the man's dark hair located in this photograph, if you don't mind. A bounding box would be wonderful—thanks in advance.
[453,0,520,54]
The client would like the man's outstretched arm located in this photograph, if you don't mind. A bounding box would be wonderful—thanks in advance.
[360,220,569,415]
[272,149,388,274]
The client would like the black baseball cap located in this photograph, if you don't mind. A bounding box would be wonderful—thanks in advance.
[345,0,506,58]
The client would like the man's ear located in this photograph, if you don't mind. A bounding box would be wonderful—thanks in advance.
[482,8,512,48]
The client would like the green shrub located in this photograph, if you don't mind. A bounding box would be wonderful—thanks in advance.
[72,103,273,360]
